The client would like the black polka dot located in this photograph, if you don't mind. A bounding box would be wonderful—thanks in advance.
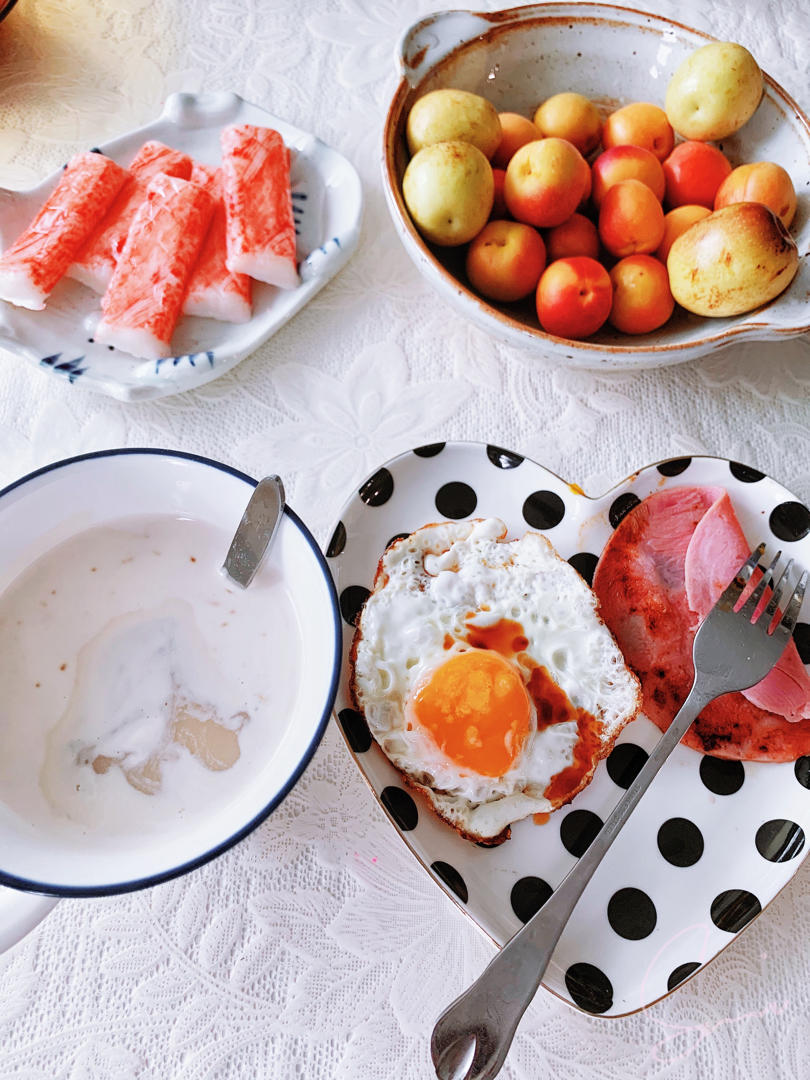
[385,533,409,552]
[755,819,805,862]
[568,552,599,586]
[413,442,445,457]
[794,623,810,664]
[326,521,346,558]
[730,461,765,483]
[431,861,468,903]
[339,585,370,627]
[710,889,761,933]
[523,490,565,530]
[606,743,648,789]
[607,887,657,940]
[699,755,744,795]
[795,756,810,788]
[486,445,524,469]
[769,500,810,542]
[667,961,701,991]
[657,458,691,476]
[380,786,418,831]
[560,809,603,857]
[358,467,394,507]
[609,492,640,529]
[435,481,477,519]
[565,963,613,1014]
[338,708,372,753]
[510,876,553,923]
[657,817,704,867]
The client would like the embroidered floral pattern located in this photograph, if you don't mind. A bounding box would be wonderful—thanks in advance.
[0,1,809,1078]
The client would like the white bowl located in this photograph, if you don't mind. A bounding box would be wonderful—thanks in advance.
[382,3,810,370]
[0,449,341,896]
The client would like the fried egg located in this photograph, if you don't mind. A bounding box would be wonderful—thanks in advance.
[350,518,641,844]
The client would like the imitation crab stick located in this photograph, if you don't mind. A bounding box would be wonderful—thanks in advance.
[220,124,300,289]
[0,152,129,310]
[69,140,193,293]
[94,173,214,360]
[182,163,252,323]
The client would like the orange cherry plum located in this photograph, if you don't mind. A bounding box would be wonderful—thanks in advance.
[504,138,590,228]
[576,153,592,207]
[492,113,542,169]
[591,145,666,208]
[491,167,508,218]
[655,204,711,262]
[714,161,797,228]
[545,213,600,262]
[599,178,665,257]
[602,102,675,161]
[533,92,602,156]
[662,141,732,209]
[536,255,613,339]
[466,220,547,303]
[608,254,674,334]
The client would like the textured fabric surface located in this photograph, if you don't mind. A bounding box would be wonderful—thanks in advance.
[1,0,809,1076]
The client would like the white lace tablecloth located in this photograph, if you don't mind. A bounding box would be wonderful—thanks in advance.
[1,1,810,1077]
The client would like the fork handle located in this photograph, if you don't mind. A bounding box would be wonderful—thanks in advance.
[431,683,716,1080]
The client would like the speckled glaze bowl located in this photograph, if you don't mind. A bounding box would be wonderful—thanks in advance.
[382,3,810,370]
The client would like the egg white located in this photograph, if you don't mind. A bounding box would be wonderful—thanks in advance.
[351,518,641,842]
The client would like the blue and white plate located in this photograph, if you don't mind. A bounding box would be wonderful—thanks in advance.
[326,442,810,1016]
[0,93,363,401]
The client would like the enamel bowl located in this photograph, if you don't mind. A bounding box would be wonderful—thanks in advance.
[0,449,341,898]
[382,3,810,370]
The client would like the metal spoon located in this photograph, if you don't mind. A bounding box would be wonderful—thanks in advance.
[222,475,285,588]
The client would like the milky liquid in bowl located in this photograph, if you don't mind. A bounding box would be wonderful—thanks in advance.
[0,514,302,847]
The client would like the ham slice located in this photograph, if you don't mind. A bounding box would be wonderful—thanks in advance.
[685,492,810,722]
[94,173,214,360]
[0,152,129,309]
[220,124,300,289]
[593,486,810,761]
[69,141,193,293]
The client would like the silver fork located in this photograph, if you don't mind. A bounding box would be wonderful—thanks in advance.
[431,544,808,1080]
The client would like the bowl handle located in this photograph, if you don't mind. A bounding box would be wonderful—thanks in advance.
[0,892,58,955]
[161,91,245,128]
[395,9,495,88]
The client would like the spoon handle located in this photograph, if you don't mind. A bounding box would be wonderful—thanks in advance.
[222,475,285,588]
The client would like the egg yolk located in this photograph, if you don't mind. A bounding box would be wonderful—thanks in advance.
[411,650,531,777]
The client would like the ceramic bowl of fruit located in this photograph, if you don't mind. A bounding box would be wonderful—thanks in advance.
[382,3,810,369]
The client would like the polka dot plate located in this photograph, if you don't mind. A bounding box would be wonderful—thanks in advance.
[326,443,810,1017]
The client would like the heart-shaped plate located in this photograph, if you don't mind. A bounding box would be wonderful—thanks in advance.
[326,442,810,1016]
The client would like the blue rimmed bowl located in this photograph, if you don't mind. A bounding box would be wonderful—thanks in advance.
[0,449,340,898]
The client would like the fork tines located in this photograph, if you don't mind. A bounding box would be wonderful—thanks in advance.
[720,543,808,635]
